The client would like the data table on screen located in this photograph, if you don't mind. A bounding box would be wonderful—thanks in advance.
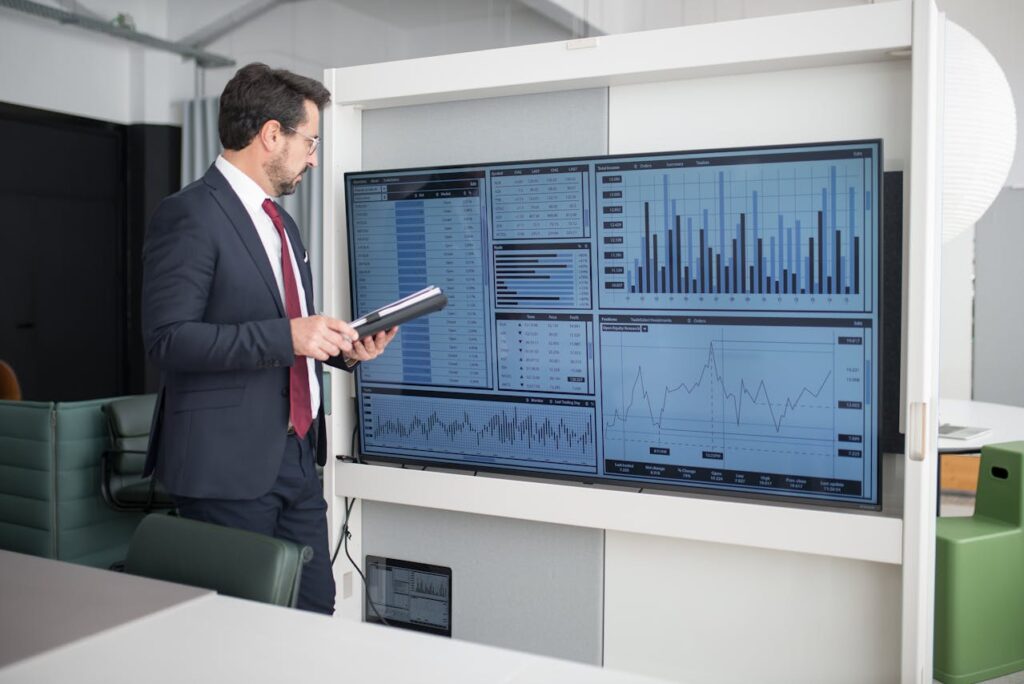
[490,165,591,240]
[496,313,594,395]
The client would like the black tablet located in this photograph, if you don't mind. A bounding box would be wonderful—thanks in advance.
[364,555,452,637]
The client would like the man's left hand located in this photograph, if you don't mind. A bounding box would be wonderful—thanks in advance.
[346,326,399,364]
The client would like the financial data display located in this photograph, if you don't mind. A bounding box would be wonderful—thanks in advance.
[346,141,883,507]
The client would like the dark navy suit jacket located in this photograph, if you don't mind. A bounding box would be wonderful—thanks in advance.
[142,164,343,500]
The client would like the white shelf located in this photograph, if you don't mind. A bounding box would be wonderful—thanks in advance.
[331,1,911,110]
[334,462,903,565]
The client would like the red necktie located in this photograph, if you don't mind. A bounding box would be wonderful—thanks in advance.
[262,199,313,438]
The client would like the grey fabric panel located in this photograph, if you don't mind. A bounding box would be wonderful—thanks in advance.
[974,188,1024,406]
[357,89,609,665]
[362,501,604,665]
[0,401,55,558]
[361,88,608,170]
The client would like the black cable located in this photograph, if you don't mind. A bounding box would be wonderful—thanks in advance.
[330,424,389,626]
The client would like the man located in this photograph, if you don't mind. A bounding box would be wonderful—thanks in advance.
[142,63,396,614]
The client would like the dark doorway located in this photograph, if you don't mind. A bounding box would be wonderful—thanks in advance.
[0,103,127,401]
[0,102,180,401]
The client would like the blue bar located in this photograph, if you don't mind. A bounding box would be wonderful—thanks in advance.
[687,218,694,289]
[821,188,829,287]
[718,172,725,277]
[830,165,837,266]
[752,190,759,260]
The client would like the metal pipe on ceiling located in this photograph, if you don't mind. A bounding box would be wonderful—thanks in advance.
[0,0,236,68]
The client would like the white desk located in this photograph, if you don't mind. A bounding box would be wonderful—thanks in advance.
[0,552,672,684]
[938,399,1024,454]
[0,549,210,667]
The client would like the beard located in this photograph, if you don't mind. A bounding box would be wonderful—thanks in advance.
[265,149,304,197]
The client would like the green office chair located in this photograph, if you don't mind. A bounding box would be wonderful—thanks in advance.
[101,395,174,511]
[124,514,313,608]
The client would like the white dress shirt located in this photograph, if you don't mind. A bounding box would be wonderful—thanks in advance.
[215,155,320,421]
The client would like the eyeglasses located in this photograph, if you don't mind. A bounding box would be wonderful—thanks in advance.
[285,126,320,156]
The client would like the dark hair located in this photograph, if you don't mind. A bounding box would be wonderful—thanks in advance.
[218,63,331,151]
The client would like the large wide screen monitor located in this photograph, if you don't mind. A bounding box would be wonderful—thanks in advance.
[346,140,884,508]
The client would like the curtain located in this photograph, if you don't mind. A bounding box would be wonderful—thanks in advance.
[181,97,324,310]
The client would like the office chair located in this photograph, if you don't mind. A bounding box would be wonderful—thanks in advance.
[101,395,174,511]
[0,361,21,400]
[124,514,313,608]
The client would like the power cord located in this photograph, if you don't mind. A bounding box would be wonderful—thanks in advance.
[330,424,390,626]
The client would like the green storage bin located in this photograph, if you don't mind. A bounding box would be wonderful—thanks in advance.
[935,441,1024,683]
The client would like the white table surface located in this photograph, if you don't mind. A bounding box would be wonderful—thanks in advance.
[0,549,210,667]
[938,398,1024,454]
[0,552,673,684]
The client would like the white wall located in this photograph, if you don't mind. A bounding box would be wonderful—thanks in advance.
[0,0,189,125]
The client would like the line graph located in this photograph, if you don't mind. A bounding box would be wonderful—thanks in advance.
[599,316,872,494]
[361,387,597,472]
[605,342,833,437]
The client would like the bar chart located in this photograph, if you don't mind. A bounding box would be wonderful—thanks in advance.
[596,148,876,313]
[493,242,592,309]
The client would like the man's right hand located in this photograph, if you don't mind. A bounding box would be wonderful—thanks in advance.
[290,315,358,361]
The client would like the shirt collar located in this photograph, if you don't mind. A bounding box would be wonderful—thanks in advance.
[215,155,273,214]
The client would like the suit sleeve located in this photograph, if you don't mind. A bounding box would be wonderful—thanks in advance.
[142,195,294,373]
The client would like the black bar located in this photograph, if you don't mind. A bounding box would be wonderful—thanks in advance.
[854,236,860,294]
[699,228,706,293]
[644,202,651,293]
[684,266,690,294]
[716,254,722,294]
[783,268,789,294]
[638,266,644,293]
[835,229,842,295]
[792,273,797,293]
[817,210,824,295]
[653,234,659,294]
[749,265,755,293]
[725,265,730,293]
[827,276,832,294]
[740,213,746,294]
[809,237,815,294]
[661,267,666,293]
[775,280,780,294]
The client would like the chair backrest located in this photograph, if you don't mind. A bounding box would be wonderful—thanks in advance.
[101,394,173,511]
[103,394,157,475]
[0,361,21,401]
[124,514,312,608]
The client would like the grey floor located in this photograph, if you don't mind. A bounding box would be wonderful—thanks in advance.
[936,491,1024,684]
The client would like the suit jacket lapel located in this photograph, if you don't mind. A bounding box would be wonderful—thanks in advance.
[202,166,285,317]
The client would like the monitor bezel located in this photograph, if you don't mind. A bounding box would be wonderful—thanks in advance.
[343,139,890,512]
